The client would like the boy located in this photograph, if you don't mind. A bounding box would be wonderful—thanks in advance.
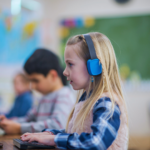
[0,48,75,134]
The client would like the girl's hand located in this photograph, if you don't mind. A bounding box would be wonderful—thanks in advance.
[21,133,56,146]
[21,131,53,138]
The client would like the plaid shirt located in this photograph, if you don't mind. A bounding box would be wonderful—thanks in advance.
[44,92,121,150]
[12,87,75,134]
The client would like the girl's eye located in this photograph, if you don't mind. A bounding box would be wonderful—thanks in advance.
[69,63,73,66]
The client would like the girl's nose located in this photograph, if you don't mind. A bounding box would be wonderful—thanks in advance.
[63,68,68,77]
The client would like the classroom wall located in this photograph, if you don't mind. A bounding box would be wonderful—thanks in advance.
[1,0,150,53]
[123,82,150,135]
[36,0,150,52]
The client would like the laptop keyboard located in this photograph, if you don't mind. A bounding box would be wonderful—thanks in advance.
[14,139,50,146]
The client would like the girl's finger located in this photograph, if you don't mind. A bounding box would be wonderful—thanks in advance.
[21,132,30,137]
[28,137,36,143]
[21,135,31,141]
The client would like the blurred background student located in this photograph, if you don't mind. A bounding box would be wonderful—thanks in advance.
[5,73,33,118]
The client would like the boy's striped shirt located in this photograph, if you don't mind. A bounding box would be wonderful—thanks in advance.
[12,87,75,133]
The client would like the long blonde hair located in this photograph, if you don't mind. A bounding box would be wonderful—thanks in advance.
[65,32,127,132]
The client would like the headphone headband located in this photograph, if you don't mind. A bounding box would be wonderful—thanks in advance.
[83,34,102,76]
[83,34,97,60]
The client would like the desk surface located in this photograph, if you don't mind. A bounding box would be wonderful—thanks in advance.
[128,136,150,150]
[0,135,56,150]
[0,135,20,140]
[0,140,56,150]
[0,135,150,150]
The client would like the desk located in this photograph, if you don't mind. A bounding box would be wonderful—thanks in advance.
[0,140,56,150]
[128,136,150,150]
[0,135,20,140]
[0,135,150,150]
[0,135,56,150]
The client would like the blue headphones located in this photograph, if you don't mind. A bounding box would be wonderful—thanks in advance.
[83,34,102,76]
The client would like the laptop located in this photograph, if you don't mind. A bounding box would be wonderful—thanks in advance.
[13,139,55,149]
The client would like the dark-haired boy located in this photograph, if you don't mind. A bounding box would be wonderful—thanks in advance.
[0,48,75,134]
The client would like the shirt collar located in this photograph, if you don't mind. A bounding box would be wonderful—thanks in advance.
[79,90,92,102]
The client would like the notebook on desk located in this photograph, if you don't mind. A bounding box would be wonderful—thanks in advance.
[13,139,55,149]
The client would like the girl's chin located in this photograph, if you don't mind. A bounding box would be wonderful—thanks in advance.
[72,85,82,91]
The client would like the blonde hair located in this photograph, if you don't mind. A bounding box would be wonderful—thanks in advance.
[65,32,128,132]
[16,73,30,84]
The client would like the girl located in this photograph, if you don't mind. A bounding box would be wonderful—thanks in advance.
[21,32,128,150]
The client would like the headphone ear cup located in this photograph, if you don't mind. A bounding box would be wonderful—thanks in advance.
[87,59,102,76]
